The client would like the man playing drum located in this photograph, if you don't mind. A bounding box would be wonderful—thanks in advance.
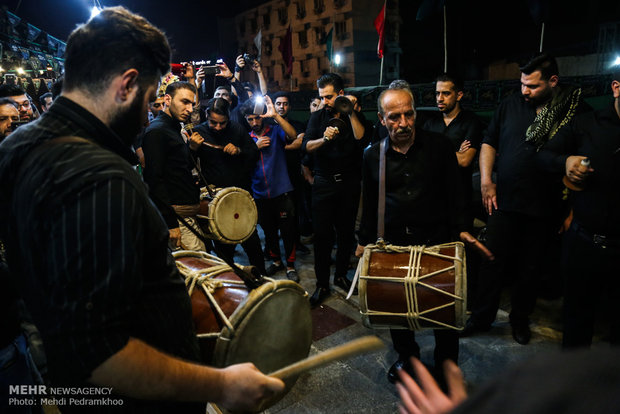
[355,86,466,386]
[0,7,283,413]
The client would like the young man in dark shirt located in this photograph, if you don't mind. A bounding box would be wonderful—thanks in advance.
[356,87,464,385]
[0,7,282,412]
[302,73,370,306]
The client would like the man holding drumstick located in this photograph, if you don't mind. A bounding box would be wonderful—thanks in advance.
[356,85,466,386]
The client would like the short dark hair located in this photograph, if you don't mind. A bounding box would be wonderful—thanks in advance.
[272,91,290,102]
[215,85,231,93]
[240,98,260,117]
[519,53,558,81]
[435,73,464,92]
[206,97,230,119]
[0,84,26,98]
[0,98,18,109]
[317,73,344,92]
[242,81,256,93]
[39,92,53,107]
[165,81,196,98]
[63,6,170,95]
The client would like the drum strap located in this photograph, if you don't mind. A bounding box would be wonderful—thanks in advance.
[377,138,388,241]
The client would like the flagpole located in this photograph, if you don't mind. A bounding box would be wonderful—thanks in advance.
[539,22,545,52]
[379,56,384,85]
[443,5,447,72]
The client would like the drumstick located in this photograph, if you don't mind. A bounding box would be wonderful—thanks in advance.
[202,141,225,150]
[269,336,384,380]
[459,231,495,261]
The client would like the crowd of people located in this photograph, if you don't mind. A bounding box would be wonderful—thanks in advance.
[0,5,618,414]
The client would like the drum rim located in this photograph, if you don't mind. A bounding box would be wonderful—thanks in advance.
[207,186,258,244]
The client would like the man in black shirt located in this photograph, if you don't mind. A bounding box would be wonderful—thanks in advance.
[143,81,205,251]
[356,87,463,385]
[423,73,484,228]
[0,7,282,412]
[194,98,266,275]
[302,73,370,306]
[538,71,620,348]
[463,53,588,344]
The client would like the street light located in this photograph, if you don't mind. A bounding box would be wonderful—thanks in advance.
[90,6,102,19]
[16,67,25,75]
[334,53,342,66]
[613,56,620,66]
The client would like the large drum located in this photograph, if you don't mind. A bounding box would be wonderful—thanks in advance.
[358,242,466,331]
[173,250,312,389]
[197,187,257,244]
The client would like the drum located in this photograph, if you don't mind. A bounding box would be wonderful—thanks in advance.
[358,242,466,331]
[197,187,257,244]
[173,250,312,397]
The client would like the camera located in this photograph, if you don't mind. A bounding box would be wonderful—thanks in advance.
[243,53,257,65]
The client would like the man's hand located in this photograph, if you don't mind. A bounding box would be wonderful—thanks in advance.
[195,66,205,87]
[565,155,593,184]
[355,244,365,258]
[216,62,234,79]
[458,140,471,153]
[323,126,339,141]
[188,132,204,151]
[251,59,262,73]
[255,136,271,149]
[235,55,246,71]
[481,180,498,216]
[223,143,240,156]
[302,165,314,185]
[169,228,181,249]
[184,63,196,80]
[261,95,277,119]
[396,358,467,414]
[217,363,285,412]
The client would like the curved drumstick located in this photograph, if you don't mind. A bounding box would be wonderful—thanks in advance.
[459,231,495,261]
[269,336,384,380]
[202,141,225,150]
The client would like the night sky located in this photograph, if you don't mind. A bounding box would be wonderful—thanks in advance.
[5,0,620,83]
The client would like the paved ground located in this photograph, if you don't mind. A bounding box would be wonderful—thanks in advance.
[226,232,575,414]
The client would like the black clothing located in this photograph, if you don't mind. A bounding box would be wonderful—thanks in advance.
[483,93,560,218]
[0,260,21,348]
[303,108,370,288]
[302,108,369,176]
[194,121,258,191]
[256,193,297,267]
[0,97,201,412]
[423,110,484,222]
[538,102,620,347]
[358,132,461,367]
[538,102,620,236]
[358,130,465,247]
[143,111,200,229]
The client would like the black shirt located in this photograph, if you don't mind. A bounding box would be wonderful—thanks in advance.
[143,111,200,228]
[482,93,560,217]
[358,129,465,246]
[424,109,484,211]
[194,120,258,191]
[538,102,620,236]
[302,108,370,177]
[0,97,201,413]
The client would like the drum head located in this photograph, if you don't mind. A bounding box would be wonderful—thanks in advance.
[208,187,258,244]
[213,280,312,407]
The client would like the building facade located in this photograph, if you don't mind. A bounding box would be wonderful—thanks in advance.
[234,0,400,91]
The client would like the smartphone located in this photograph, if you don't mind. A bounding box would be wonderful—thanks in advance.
[253,96,265,115]
[201,65,220,75]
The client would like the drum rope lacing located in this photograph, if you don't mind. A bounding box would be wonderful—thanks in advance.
[358,243,464,330]
[175,251,274,338]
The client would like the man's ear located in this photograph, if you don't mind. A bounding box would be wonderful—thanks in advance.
[378,112,386,126]
[611,80,620,99]
[117,68,140,102]
[548,74,559,88]
[164,93,172,108]
[456,90,464,102]
[338,89,345,96]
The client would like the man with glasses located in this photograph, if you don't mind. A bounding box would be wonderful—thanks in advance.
[0,85,35,123]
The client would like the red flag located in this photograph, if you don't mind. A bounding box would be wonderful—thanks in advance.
[374,2,386,58]
[278,25,293,76]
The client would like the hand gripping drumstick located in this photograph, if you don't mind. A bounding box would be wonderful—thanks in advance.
[459,231,495,261]
[268,335,384,380]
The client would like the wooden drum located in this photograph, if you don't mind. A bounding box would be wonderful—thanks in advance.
[173,250,312,402]
[358,242,467,331]
[197,187,257,244]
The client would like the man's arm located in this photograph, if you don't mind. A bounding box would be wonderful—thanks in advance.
[349,111,366,140]
[456,146,477,168]
[251,60,268,96]
[90,337,284,412]
[479,143,497,215]
[262,96,297,140]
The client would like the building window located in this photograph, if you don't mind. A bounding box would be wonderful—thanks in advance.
[265,40,273,56]
[263,12,271,29]
[296,1,306,19]
[278,7,288,25]
[333,0,346,9]
[313,0,324,14]
[298,30,308,48]
[335,20,348,40]
[314,27,324,44]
